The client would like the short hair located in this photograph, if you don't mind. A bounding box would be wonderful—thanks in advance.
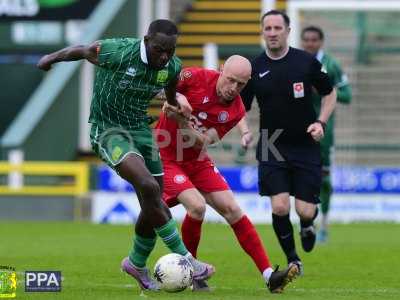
[148,19,178,36]
[261,10,290,27]
[301,26,324,40]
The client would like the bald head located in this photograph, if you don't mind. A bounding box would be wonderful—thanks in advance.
[223,55,252,80]
[217,55,252,104]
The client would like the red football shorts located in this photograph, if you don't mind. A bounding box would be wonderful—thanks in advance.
[162,157,230,207]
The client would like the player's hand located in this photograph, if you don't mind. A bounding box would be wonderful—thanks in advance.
[241,131,253,150]
[37,55,53,71]
[307,122,324,142]
[163,102,189,124]
[162,102,179,114]
[176,94,192,118]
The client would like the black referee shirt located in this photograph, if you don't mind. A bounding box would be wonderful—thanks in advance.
[241,47,333,146]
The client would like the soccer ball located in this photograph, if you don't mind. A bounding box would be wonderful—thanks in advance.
[153,253,194,292]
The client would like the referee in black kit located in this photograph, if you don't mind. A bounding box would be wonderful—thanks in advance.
[241,10,336,275]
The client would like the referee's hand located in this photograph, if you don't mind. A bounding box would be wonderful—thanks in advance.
[241,131,253,150]
[307,122,324,142]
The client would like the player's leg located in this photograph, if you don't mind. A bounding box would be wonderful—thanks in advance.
[175,189,209,292]
[93,125,214,285]
[123,176,204,290]
[122,193,160,290]
[318,170,332,242]
[318,143,333,242]
[203,191,273,279]
[291,145,321,255]
[294,199,318,251]
[118,154,214,281]
[90,127,162,290]
[118,155,179,290]
[177,189,206,258]
[161,160,206,259]
[118,155,172,227]
[203,190,297,292]
[185,160,293,292]
[203,190,272,276]
[136,129,215,281]
[126,177,164,271]
[270,192,301,264]
[258,161,301,268]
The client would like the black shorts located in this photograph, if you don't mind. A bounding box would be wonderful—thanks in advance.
[257,143,322,204]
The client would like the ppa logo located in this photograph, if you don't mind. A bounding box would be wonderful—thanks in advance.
[25,271,61,292]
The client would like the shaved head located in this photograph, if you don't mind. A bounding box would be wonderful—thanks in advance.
[217,55,252,104]
[223,55,252,81]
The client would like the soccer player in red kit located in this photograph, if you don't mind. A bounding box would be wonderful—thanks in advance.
[155,55,297,293]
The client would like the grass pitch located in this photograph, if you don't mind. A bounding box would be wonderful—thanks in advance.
[1,222,399,299]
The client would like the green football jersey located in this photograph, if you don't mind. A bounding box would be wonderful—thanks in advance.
[312,51,352,148]
[89,38,181,129]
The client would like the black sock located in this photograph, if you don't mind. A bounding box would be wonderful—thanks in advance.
[272,213,299,263]
[300,207,319,228]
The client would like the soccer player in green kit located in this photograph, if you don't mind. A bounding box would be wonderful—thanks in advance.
[301,26,352,243]
[37,19,215,290]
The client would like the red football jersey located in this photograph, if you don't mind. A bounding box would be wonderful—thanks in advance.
[155,67,246,161]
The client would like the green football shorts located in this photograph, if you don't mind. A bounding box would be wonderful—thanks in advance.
[90,123,163,176]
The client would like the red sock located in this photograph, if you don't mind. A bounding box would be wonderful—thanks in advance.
[181,213,203,258]
[231,215,272,273]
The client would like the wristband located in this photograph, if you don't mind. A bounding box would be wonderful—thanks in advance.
[316,120,326,131]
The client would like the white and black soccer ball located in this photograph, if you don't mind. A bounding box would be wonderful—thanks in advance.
[153,253,194,292]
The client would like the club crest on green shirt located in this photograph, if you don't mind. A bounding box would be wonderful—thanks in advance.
[156,70,168,84]
[112,146,123,162]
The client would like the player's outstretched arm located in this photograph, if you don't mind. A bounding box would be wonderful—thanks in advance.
[37,41,100,71]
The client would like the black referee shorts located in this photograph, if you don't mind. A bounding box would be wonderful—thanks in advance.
[257,143,322,204]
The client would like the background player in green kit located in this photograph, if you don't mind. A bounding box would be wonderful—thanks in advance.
[37,19,215,290]
[301,26,352,243]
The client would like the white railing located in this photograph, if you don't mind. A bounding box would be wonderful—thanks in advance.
[203,43,219,70]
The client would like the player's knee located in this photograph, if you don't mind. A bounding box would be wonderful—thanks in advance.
[221,204,243,224]
[297,206,316,220]
[187,202,206,220]
[138,178,161,200]
[272,201,290,216]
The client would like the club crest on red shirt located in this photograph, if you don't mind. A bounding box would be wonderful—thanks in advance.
[179,70,192,81]
[218,111,229,123]
[173,175,186,184]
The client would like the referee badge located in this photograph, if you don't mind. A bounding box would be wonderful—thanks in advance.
[293,82,304,98]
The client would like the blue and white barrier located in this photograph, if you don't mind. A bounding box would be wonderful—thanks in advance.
[92,165,400,224]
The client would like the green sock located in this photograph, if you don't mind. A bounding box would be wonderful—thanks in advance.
[129,234,157,268]
[320,175,332,215]
[155,219,189,256]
